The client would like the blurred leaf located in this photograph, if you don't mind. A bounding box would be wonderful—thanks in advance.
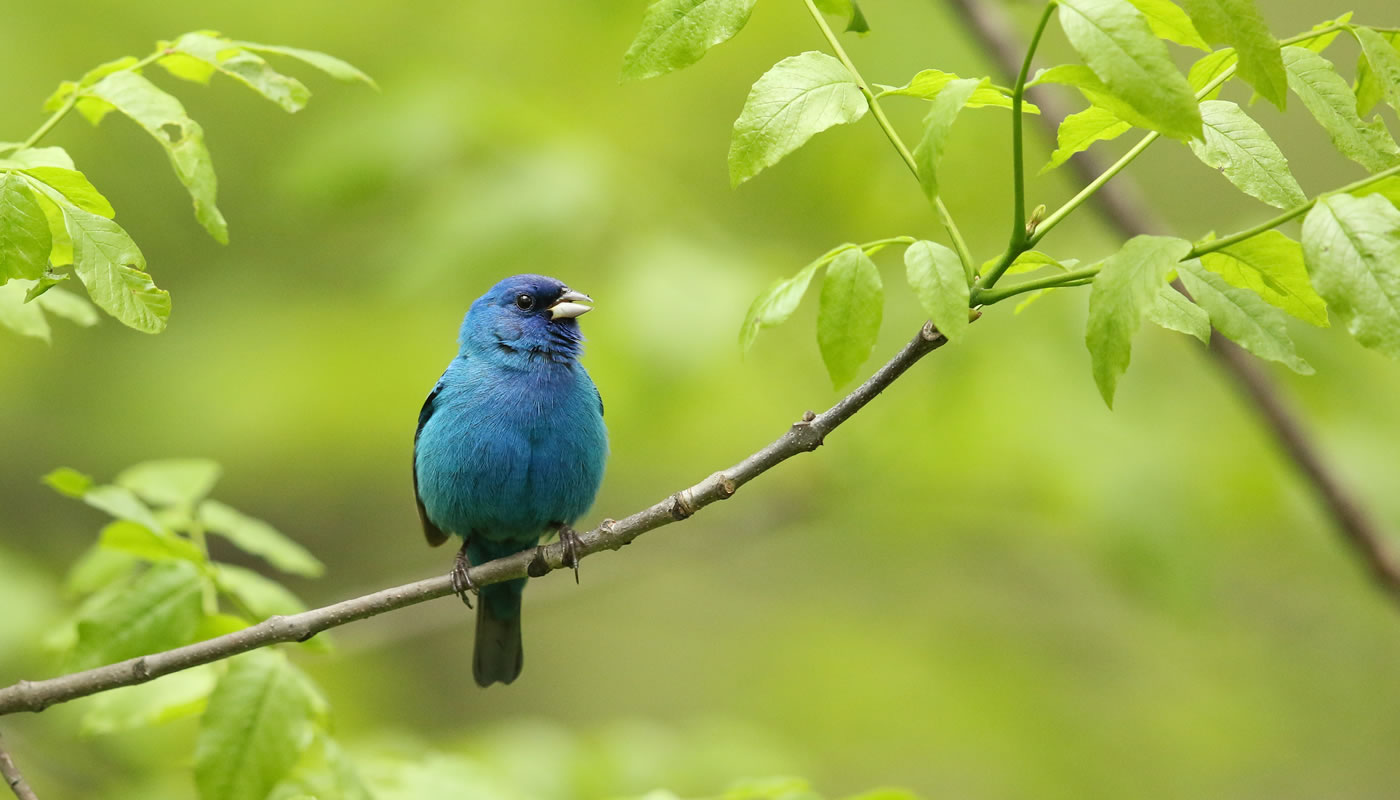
[86,71,228,242]
[237,41,377,89]
[1283,46,1400,173]
[739,250,840,351]
[621,0,757,81]
[82,484,166,533]
[814,0,869,34]
[1085,236,1193,406]
[1147,285,1210,343]
[1188,47,1237,99]
[729,52,866,187]
[70,560,205,669]
[117,458,223,508]
[195,650,318,800]
[270,734,373,800]
[903,240,967,341]
[877,69,1038,113]
[1188,100,1305,208]
[80,665,216,735]
[1302,193,1400,357]
[1057,0,1202,140]
[841,791,921,800]
[170,33,311,113]
[1200,230,1328,326]
[64,207,170,333]
[64,545,137,595]
[201,499,325,577]
[21,166,114,217]
[1178,259,1313,371]
[99,520,205,563]
[213,563,308,620]
[44,466,94,497]
[1181,0,1287,108]
[1125,0,1210,50]
[913,77,981,202]
[817,248,882,387]
[197,613,252,640]
[1351,27,1400,116]
[1042,105,1131,173]
[0,279,50,340]
[0,172,53,283]
[723,777,821,800]
[35,286,98,326]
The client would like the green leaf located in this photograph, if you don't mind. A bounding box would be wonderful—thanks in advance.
[1352,27,1400,116]
[0,279,50,340]
[877,69,1039,113]
[1354,175,1400,208]
[99,520,205,564]
[81,665,216,736]
[21,167,114,217]
[44,467,94,497]
[1188,48,1237,100]
[1298,14,1351,54]
[1177,259,1313,372]
[1057,0,1203,140]
[34,194,72,266]
[236,42,377,89]
[1180,0,1287,108]
[1125,0,1210,50]
[1042,105,1132,173]
[64,207,171,333]
[904,240,968,342]
[1085,235,1194,406]
[117,458,223,508]
[1147,285,1210,343]
[1283,46,1400,173]
[1031,64,1168,132]
[814,0,870,34]
[1200,230,1328,326]
[69,561,206,669]
[195,650,318,800]
[82,484,167,533]
[0,147,75,170]
[729,52,866,187]
[201,499,325,577]
[817,248,883,387]
[739,248,847,350]
[213,564,308,620]
[913,78,980,202]
[0,173,53,283]
[86,71,228,242]
[1302,193,1400,357]
[1002,250,1080,275]
[169,33,311,112]
[1188,100,1305,209]
[621,0,757,80]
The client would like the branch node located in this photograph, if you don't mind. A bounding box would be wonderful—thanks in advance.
[801,410,816,422]
[132,657,150,682]
[527,546,552,577]
[789,420,824,452]
[920,321,943,341]
[716,473,737,498]
[670,490,696,520]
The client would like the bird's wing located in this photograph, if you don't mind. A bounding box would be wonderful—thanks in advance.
[414,380,450,547]
[594,384,604,417]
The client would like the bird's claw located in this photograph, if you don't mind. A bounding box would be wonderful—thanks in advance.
[559,526,583,584]
[451,542,477,609]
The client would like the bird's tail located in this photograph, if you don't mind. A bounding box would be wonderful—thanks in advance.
[474,580,524,687]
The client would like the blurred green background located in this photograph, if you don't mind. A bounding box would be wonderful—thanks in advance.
[3,1,1400,798]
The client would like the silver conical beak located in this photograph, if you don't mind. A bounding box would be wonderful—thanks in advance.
[548,289,593,319]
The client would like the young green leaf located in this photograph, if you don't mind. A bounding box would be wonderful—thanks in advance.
[69,560,206,670]
[1354,176,1400,208]
[1351,27,1400,116]
[0,279,50,340]
[64,207,171,333]
[21,167,114,217]
[817,248,883,387]
[1004,250,1080,275]
[1283,46,1400,173]
[1126,0,1210,51]
[33,194,72,266]
[33,286,97,327]
[1188,47,1237,100]
[44,466,95,497]
[1302,193,1400,357]
[739,250,841,350]
[1057,0,1203,140]
[201,499,325,577]
[621,0,757,81]
[878,69,1039,113]
[913,78,981,202]
[1147,285,1211,343]
[0,147,76,170]
[1085,235,1194,406]
[80,666,216,736]
[1199,230,1327,326]
[85,71,228,242]
[1042,105,1132,173]
[234,42,375,88]
[1188,100,1305,208]
[82,484,166,533]
[1030,64,1163,132]
[1177,259,1313,372]
[117,458,222,508]
[0,173,53,283]
[729,52,866,187]
[1180,0,1287,108]
[904,240,968,342]
[213,564,309,620]
[195,650,318,800]
[814,0,870,34]
[99,520,206,564]
[168,33,311,113]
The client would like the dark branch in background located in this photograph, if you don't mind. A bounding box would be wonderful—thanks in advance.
[943,0,1400,604]
[0,323,953,716]
[0,733,38,800]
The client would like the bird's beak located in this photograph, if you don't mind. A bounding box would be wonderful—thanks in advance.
[548,289,593,319]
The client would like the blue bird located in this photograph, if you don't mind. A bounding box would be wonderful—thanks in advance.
[413,275,608,686]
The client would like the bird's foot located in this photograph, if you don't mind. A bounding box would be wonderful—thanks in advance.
[450,541,477,609]
[559,525,583,584]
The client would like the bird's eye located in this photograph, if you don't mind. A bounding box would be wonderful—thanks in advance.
[515,294,535,311]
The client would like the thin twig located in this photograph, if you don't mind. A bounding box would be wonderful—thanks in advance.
[942,0,1400,604]
[0,733,38,800]
[0,322,953,716]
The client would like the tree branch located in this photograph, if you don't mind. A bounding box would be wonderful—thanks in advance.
[0,733,38,800]
[0,322,953,716]
[942,0,1400,605]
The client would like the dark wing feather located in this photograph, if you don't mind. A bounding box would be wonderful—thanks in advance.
[414,380,450,547]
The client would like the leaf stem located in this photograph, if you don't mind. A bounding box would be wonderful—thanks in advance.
[974,264,1101,305]
[18,50,165,151]
[799,0,977,279]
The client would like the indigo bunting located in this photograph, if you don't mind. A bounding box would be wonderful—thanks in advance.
[413,275,607,686]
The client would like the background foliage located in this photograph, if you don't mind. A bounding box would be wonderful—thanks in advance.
[3,0,1400,798]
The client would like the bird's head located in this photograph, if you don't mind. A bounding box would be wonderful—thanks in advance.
[459,274,593,363]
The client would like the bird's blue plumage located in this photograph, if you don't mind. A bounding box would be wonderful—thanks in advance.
[413,274,607,686]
